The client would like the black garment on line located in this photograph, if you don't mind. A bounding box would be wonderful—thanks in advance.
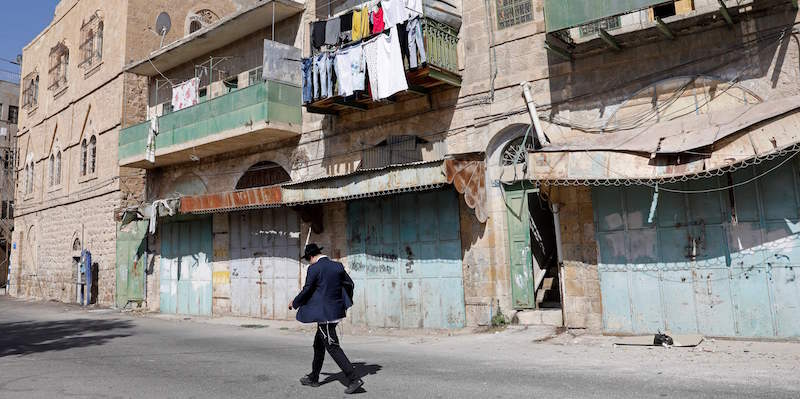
[397,20,410,60]
[312,21,327,49]
[340,11,353,31]
[311,323,356,382]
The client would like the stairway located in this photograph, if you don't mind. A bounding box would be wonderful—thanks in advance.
[536,277,562,309]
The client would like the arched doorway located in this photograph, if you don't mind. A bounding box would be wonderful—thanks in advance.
[235,161,291,189]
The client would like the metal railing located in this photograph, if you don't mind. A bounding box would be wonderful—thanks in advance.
[422,18,459,74]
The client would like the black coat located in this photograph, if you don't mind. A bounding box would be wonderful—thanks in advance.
[292,257,354,323]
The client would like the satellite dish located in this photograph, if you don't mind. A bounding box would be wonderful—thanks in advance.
[155,12,172,36]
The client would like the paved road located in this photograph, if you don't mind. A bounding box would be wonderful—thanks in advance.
[1,297,798,399]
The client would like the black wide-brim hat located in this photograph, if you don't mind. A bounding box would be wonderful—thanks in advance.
[301,243,323,260]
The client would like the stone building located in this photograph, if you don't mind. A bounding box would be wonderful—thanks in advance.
[0,79,19,290]
[8,0,263,306]
[58,0,800,338]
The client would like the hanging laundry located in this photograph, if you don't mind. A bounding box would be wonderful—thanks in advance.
[381,0,409,27]
[302,58,313,103]
[145,116,158,163]
[325,17,341,46]
[171,77,199,111]
[312,21,326,49]
[313,52,334,99]
[371,5,385,34]
[407,17,427,68]
[363,27,408,100]
[352,7,370,41]
[406,0,423,18]
[340,11,354,43]
[334,44,365,97]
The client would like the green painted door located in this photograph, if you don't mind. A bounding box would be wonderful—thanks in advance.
[116,221,148,308]
[160,217,213,316]
[504,187,536,309]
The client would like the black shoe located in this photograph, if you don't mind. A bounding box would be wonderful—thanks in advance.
[344,378,364,394]
[300,375,320,387]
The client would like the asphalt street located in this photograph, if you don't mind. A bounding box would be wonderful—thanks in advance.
[1,296,798,399]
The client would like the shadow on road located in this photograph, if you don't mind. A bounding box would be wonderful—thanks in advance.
[0,318,133,357]
[320,362,382,393]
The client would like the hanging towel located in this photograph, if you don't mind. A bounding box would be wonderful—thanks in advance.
[363,27,408,100]
[312,21,326,49]
[334,44,366,97]
[382,0,409,27]
[145,116,158,163]
[371,6,385,34]
[171,77,200,111]
[325,17,340,45]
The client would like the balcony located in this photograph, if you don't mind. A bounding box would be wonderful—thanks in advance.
[119,80,301,169]
[305,17,461,115]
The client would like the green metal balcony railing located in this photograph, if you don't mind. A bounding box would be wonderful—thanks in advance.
[119,80,301,164]
[422,18,459,75]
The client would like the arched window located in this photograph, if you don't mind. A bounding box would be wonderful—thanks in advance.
[500,136,535,166]
[88,136,96,174]
[48,154,55,187]
[189,20,203,33]
[235,161,290,190]
[49,42,69,90]
[55,151,61,185]
[96,21,103,60]
[80,139,87,176]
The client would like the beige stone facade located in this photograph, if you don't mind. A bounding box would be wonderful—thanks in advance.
[9,0,267,305]
[129,0,800,333]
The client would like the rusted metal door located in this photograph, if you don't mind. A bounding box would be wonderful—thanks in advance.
[230,208,300,320]
[116,221,148,308]
[593,156,800,338]
[160,217,213,316]
[347,190,465,329]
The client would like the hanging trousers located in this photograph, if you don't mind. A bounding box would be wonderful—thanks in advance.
[311,323,356,382]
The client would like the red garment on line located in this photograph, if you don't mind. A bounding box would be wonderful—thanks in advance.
[371,7,385,34]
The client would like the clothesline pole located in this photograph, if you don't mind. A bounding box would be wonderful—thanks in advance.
[272,2,276,41]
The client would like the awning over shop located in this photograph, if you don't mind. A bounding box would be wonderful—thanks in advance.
[282,161,449,205]
[180,186,282,214]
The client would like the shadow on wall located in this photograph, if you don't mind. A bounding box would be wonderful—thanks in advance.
[545,7,797,119]
[0,318,133,357]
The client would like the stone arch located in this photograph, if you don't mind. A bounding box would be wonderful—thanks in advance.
[165,172,208,197]
[235,161,291,190]
[185,8,220,35]
[486,123,531,168]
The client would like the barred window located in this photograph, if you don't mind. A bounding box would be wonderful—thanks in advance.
[8,106,17,124]
[22,73,39,109]
[80,15,104,69]
[579,16,621,37]
[48,42,69,91]
[496,0,533,30]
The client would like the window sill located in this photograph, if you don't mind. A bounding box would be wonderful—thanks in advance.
[25,106,38,116]
[53,86,68,99]
[78,173,97,183]
[23,193,33,201]
[83,61,103,78]
[47,184,63,194]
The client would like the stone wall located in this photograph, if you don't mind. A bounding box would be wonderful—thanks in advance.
[545,185,602,331]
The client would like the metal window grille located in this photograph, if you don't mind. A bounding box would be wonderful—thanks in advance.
[79,16,103,69]
[248,67,263,86]
[22,73,38,109]
[48,43,69,91]
[496,0,533,30]
[579,16,621,37]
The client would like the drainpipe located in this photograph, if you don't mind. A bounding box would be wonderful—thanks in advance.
[521,81,550,146]
[552,203,568,328]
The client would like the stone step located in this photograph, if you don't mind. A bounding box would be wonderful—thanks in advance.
[514,309,563,327]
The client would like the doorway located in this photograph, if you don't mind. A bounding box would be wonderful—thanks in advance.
[504,185,561,310]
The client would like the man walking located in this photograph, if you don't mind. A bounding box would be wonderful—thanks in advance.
[290,243,364,394]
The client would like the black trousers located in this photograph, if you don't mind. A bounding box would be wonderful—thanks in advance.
[311,323,356,382]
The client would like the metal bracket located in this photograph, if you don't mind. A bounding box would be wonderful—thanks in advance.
[718,0,734,28]
[544,41,573,61]
[305,106,339,115]
[655,17,676,40]
[599,29,621,51]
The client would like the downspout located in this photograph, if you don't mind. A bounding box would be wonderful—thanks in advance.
[552,203,568,328]
[521,81,550,146]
